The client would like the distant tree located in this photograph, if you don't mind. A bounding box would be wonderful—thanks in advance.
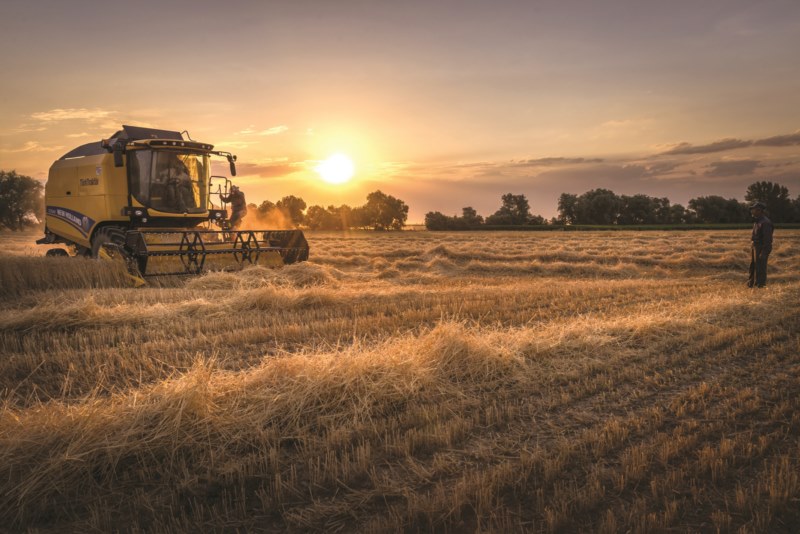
[461,206,483,227]
[574,189,622,225]
[619,194,657,225]
[653,197,672,224]
[668,203,690,224]
[557,193,578,224]
[745,181,793,222]
[303,204,353,230]
[425,211,452,230]
[330,204,353,229]
[256,200,276,217]
[793,195,800,223]
[349,206,369,229]
[486,193,532,225]
[363,190,408,230]
[615,195,672,225]
[687,196,748,223]
[276,195,307,226]
[425,207,486,230]
[0,170,43,230]
[304,205,330,230]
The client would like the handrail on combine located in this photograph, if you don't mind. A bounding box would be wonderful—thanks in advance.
[125,229,309,276]
[209,175,232,214]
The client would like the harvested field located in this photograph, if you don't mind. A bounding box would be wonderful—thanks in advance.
[1,229,799,532]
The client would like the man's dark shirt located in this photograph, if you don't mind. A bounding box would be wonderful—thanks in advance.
[751,214,773,253]
[222,190,247,213]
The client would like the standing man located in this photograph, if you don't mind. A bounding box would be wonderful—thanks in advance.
[748,201,773,288]
[221,185,247,230]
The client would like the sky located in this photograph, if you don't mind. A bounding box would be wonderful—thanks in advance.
[1,0,799,221]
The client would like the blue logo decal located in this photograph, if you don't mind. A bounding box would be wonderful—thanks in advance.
[46,206,96,237]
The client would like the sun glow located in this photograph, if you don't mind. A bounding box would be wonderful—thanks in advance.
[315,153,355,184]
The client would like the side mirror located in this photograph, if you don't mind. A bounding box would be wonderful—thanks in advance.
[112,143,124,167]
[228,154,237,176]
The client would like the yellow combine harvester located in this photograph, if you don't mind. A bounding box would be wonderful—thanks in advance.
[37,125,309,276]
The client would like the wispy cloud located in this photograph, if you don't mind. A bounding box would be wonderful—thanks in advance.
[704,160,762,177]
[0,141,64,153]
[753,131,800,147]
[640,161,682,176]
[236,162,302,177]
[10,124,47,133]
[259,125,288,136]
[31,108,116,122]
[515,157,605,167]
[659,130,800,156]
[591,117,655,140]
[660,138,753,155]
[211,158,304,179]
[236,124,289,136]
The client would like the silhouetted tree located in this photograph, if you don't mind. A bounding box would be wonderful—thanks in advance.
[793,195,800,223]
[0,170,43,230]
[618,194,658,224]
[349,206,369,229]
[304,204,354,230]
[425,207,487,230]
[304,205,332,230]
[486,193,532,225]
[653,197,672,224]
[331,204,353,229]
[276,195,307,226]
[745,181,793,222]
[363,190,408,230]
[461,206,483,226]
[688,196,748,223]
[574,189,622,225]
[669,203,691,224]
[256,200,276,217]
[557,193,578,224]
[425,211,454,230]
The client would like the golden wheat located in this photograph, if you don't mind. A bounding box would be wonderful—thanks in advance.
[0,229,798,532]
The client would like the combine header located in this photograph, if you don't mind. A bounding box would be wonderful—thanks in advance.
[124,229,308,276]
[37,125,309,276]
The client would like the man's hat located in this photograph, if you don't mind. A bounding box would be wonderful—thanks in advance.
[231,185,239,191]
[749,201,766,210]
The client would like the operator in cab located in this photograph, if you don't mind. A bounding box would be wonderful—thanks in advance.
[162,157,194,213]
[221,185,247,230]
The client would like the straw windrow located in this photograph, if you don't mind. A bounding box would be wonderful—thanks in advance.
[0,229,798,531]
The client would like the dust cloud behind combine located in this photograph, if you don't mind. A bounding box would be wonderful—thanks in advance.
[1,229,799,532]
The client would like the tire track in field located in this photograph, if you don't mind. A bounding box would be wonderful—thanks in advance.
[277,296,800,531]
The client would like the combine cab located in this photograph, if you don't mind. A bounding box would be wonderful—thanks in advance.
[37,125,309,276]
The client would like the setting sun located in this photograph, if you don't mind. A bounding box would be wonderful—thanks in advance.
[315,153,355,185]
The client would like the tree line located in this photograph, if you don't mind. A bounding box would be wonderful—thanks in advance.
[426,181,800,230]
[2,167,799,232]
[248,190,409,230]
[557,181,800,225]
[0,168,409,232]
[425,193,545,230]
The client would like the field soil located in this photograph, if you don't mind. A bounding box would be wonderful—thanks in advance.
[1,229,799,532]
